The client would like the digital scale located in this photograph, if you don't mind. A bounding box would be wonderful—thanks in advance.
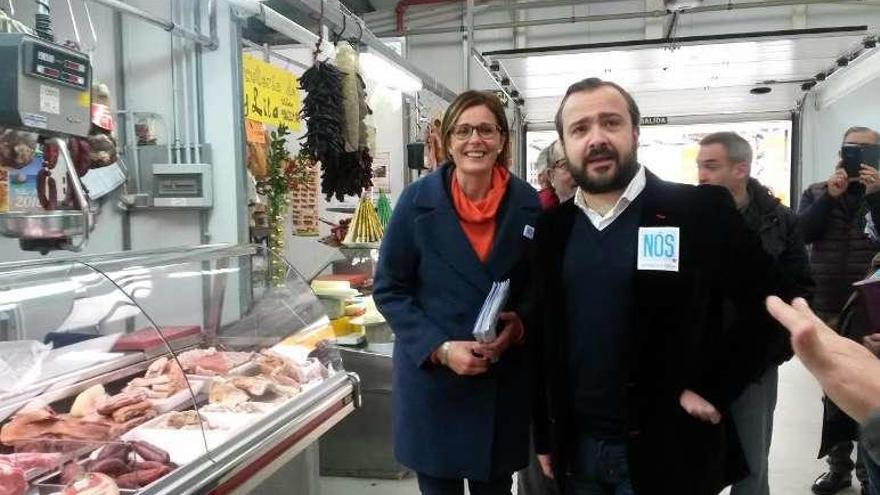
[0,32,94,253]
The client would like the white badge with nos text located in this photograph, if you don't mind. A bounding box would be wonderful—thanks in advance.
[637,227,680,272]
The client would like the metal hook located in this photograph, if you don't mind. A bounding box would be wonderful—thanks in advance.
[333,15,346,44]
[82,0,98,54]
[313,0,325,61]
[353,19,363,46]
[65,0,81,47]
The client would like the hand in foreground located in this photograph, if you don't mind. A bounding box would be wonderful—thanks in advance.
[434,341,490,376]
[864,333,880,357]
[828,166,849,198]
[537,454,554,479]
[766,296,880,423]
[680,389,721,424]
[479,311,525,360]
[860,165,880,195]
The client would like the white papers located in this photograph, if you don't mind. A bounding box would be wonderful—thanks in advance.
[472,280,510,344]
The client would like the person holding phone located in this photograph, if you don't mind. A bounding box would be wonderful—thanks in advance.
[798,126,880,495]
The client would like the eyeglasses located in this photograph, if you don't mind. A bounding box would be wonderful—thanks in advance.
[451,123,502,140]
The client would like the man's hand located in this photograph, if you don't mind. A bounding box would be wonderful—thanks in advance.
[766,296,880,423]
[860,165,880,195]
[828,167,849,198]
[434,341,490,376]
[479,311,525,359]
[679,389,721,424]
[537,454,554,479]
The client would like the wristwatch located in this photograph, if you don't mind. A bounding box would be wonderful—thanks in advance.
[439,341,452,366]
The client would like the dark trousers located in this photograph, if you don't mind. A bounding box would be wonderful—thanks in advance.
[417,472,513,495]
[518,433,560,495]
[827,440,868,483]
[567,437,634,495]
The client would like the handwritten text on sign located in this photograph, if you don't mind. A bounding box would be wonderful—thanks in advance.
[242,55,302,130]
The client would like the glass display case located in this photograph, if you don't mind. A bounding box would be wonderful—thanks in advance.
[0,244,360,494]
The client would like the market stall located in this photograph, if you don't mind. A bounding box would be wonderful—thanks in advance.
[0,244,360,494]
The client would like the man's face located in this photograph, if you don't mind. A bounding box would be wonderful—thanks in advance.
[697,143,748,194]
[844,130,878,147]
[559,86,639,194]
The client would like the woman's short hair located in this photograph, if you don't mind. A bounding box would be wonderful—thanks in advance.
[440,90,511,167]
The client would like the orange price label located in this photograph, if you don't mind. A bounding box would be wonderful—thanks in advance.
[245,120,267,144]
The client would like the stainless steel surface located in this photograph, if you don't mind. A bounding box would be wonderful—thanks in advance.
[87,0,218,49]
[143,372,358,494]
[0,210,85,238]
[151,162,213,208]
[0,352,146,422]
[320,348,408,479]
[0,243,256,272]
[52,137,91,251]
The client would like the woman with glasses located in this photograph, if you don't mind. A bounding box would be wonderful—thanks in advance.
[373,91,539,495]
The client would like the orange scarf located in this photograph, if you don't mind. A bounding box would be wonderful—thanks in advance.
[451,166,510,263]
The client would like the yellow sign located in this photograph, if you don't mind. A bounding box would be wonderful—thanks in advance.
[242,54,302,130]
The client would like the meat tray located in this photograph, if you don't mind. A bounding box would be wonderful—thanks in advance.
[120,423,231,466]
[149,379,208,413]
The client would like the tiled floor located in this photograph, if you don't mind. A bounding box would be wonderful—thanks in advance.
[320,360,865,494]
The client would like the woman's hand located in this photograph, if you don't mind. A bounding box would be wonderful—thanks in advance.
[435,341,491,375]
[479,312,525,360]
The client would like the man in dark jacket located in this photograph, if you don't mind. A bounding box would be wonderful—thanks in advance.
[697,131,814,495]
[531,78,779,495]
[799,126,880,495]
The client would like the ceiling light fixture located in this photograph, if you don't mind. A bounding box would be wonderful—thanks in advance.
[359,52,423,94]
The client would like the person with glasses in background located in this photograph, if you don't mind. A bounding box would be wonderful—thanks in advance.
[373,90,540,495]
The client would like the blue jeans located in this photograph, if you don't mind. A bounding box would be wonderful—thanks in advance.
[861,444,880,495]
[417,472,512,495]
[568,437,634,495]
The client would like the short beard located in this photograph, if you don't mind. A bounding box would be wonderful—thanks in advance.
[569,147,640,194]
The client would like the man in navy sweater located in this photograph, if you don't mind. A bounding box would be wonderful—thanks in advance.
[530,78,781,495]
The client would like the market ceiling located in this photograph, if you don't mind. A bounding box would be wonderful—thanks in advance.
[486,26,873,123]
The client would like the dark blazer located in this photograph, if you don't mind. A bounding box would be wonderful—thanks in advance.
[531,171,777,495]
[373,163,540,481]
[741,178,814,366]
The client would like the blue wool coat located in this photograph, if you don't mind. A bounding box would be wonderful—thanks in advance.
[373,163,540,481]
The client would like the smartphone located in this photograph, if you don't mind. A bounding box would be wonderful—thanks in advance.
[842,143,880,177]
[842,144,863,178]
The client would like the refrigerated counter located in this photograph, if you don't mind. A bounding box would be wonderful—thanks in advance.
[0,244,360,494]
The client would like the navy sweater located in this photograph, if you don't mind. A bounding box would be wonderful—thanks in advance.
[563,197,643,439]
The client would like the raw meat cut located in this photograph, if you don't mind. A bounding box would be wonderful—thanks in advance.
[177,348,253,375]
[61,472,120,495]
[0,460,26,495]
[0,452,62,471]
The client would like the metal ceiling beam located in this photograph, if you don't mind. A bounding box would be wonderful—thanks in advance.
[482,25,868,57]
[375,0,880,37]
